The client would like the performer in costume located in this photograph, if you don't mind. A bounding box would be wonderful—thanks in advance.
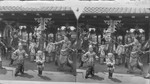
[46,38,56,62]
[124,37,132,70]
[80,34,97,68]
[105,53,115,78]
[51,35,71,71]
[55,34,63,66]
[83,45,98,79]
[13,43,28,76]
[98,39,106,64]
[82,34,90,52]
[9,33,23,65]
[29,40,37,62]
[79,35,89,68]
[124,36,144,74]
[35,50,45,76]
[115,40,125,65]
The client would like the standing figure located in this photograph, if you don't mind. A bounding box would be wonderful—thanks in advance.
[83,45,97,79]
[124,37,132,70]
[115,41,125,65]
[52,35,71,71]
[37,32,46,51]
[29,40,37,62]
[79,35,89,68]
[35,50,45,76]
[98,39,106,64]
[9,33,19,65]
[124,36,144,74]
[13,43,28,76]
[55,34,63,66]
[105,53,115,78]
[46,39,55,62]
[82,35,90,52]
[11,33,19,49]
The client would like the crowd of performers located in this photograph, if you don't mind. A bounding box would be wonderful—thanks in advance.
[0,27,150,79]
[77,31,150,79]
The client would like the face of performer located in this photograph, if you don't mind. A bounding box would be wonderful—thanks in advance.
[18,45,23,50]
[108,53,113,58]
[141,37,145,42]
[89,46,93,52]
[128,38,132,43]
[84,37,88,40]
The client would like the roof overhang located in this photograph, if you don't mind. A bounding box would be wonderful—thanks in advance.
[0,1,72,13]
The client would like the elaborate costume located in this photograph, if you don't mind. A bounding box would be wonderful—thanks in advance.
[125,37,143,73]
[29,42,37,61]
[46,41,55,62]
[35,50,45,76]
[116,44,125,65]
[124,44,132,69]
[59,40,71,64]
[13,44,28,76]
[83,45,97,79]
[53,36,71,70]
[106,53,115,78]
[98,44,106,64]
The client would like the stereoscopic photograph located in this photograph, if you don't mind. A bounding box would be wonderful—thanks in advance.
[0,0,149,84]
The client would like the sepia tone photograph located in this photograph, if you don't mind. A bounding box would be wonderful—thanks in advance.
[0,0,150,84]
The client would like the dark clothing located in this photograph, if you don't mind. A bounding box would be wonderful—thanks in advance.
[85,66,94,78]
[82,40,89,52]
[12,37,19,49]
[15,63,24,76]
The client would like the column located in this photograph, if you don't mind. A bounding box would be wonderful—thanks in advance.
[148,22,150,63]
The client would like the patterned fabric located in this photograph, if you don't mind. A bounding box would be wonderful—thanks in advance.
[83,51,96,67]
[116,45,125,55]
[130,52,139,66]
[106,56,115,70]
[38,35,45,51]
[12,49,27,64]
[59,40,71,64]
[106,41,116,53]
[46,42,55,54]
[125,38,142,67]
[99,45,106,57]
[29,43,36,56]
[36,53,45,68]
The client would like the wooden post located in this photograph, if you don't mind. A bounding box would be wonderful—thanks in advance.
[148,23,150,63]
